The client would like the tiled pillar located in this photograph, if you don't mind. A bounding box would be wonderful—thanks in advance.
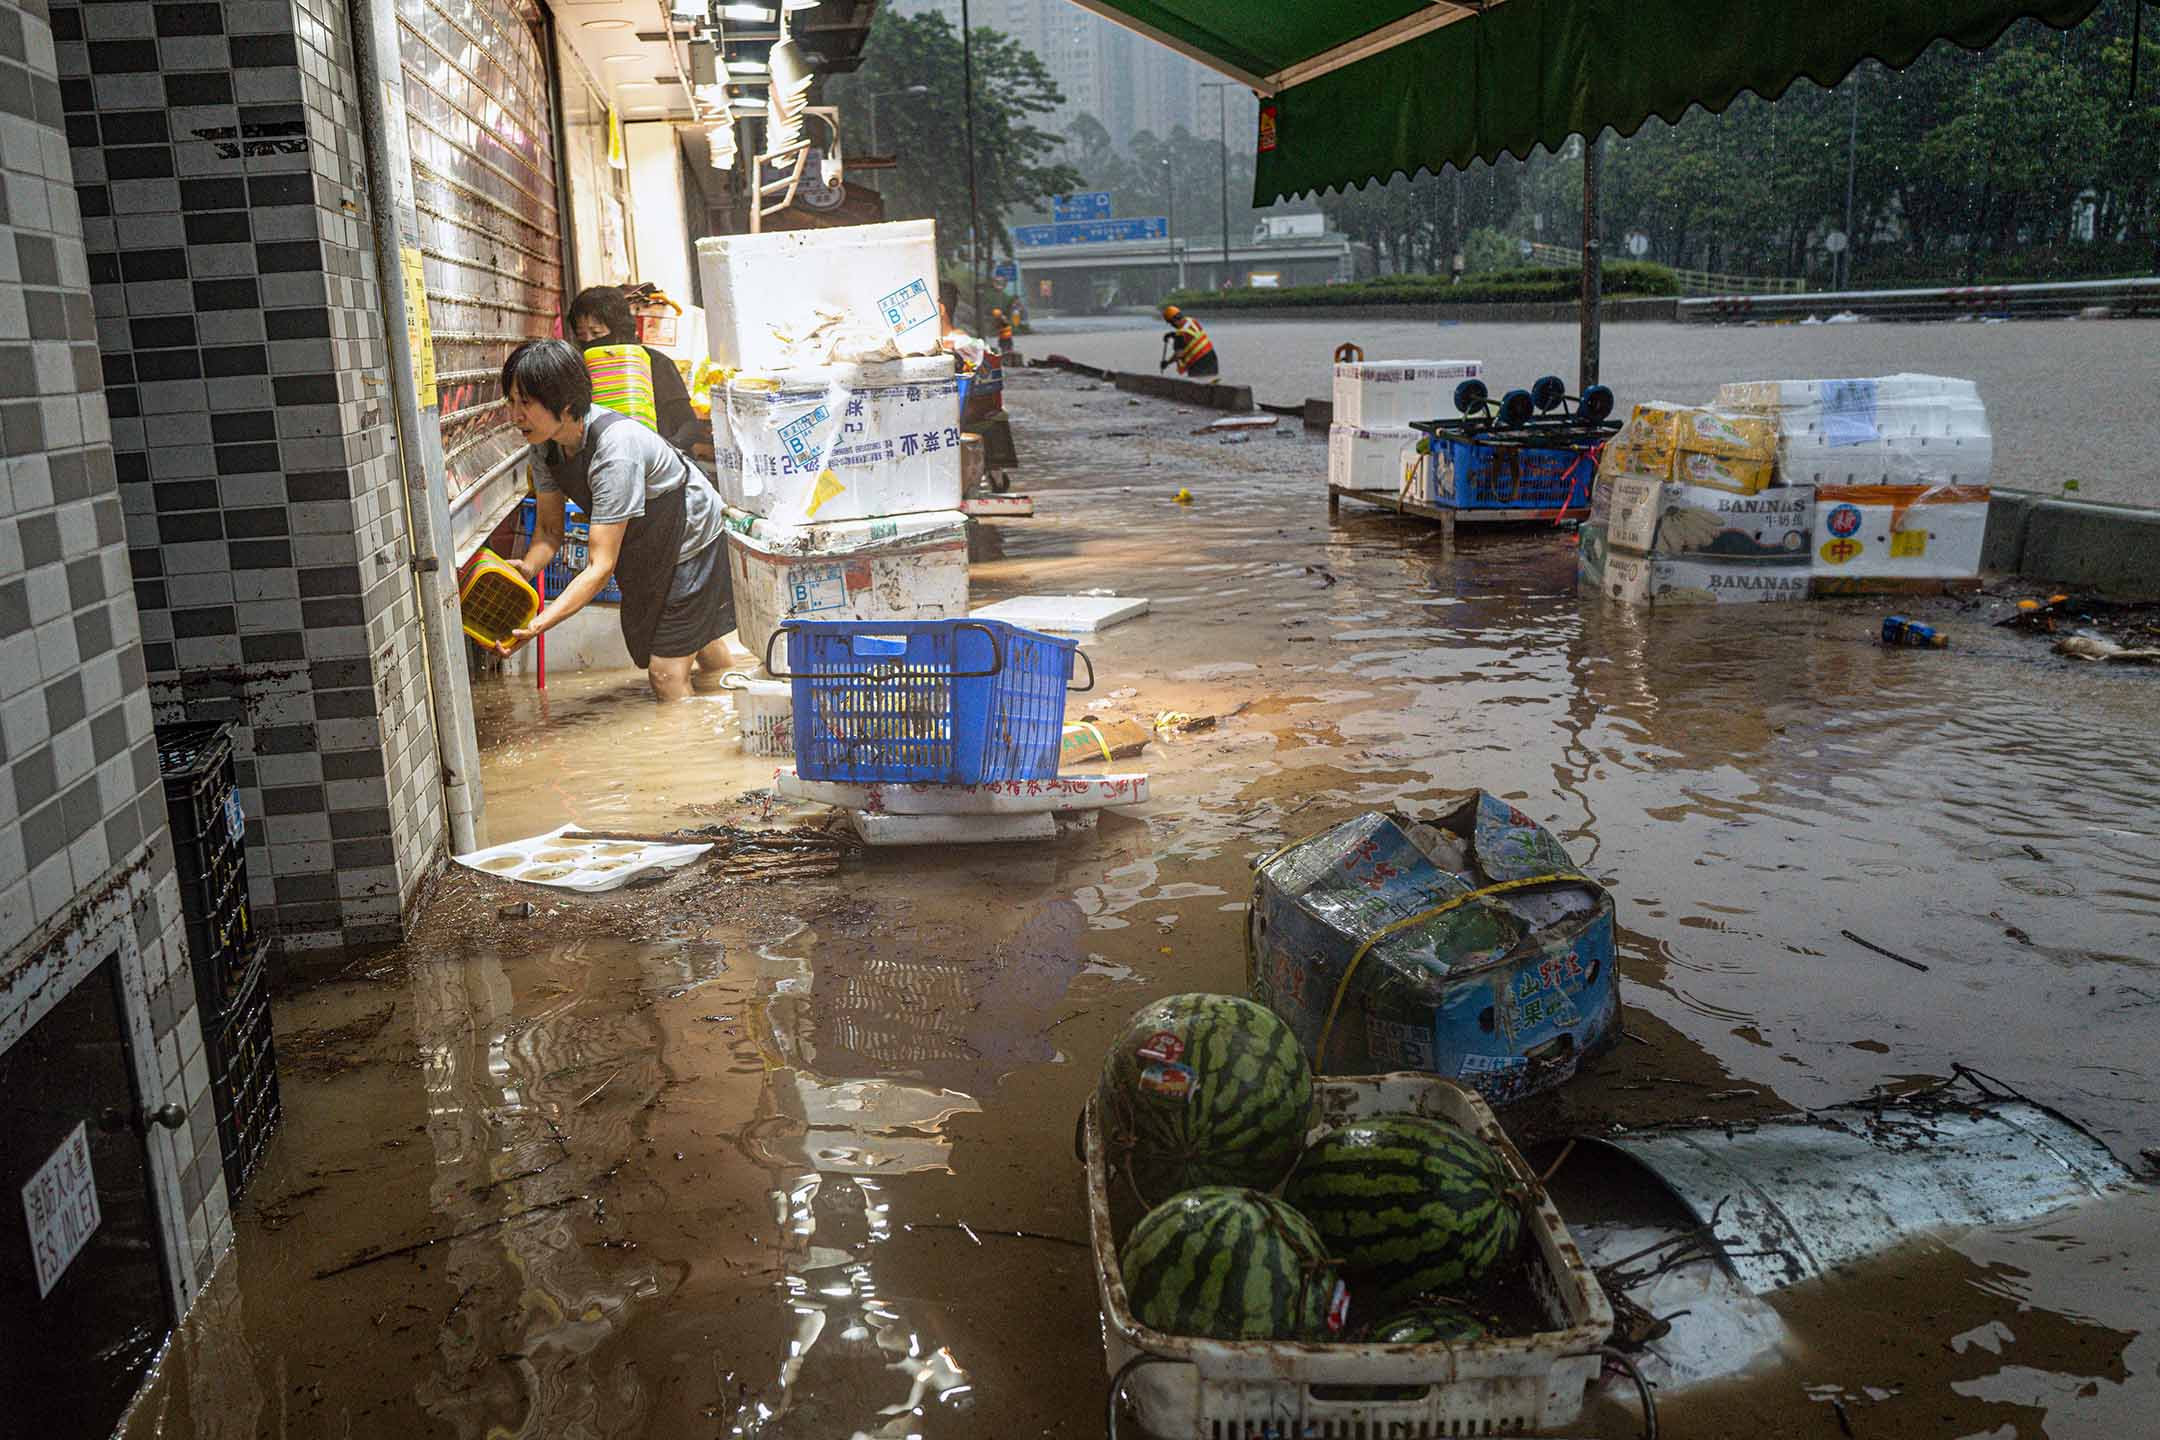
[56,0,449,954]
[0,0,226,1308]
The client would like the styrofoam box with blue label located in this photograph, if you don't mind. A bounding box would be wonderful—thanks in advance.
[1331,359,1482,428]
[1810,484,1990,581]
[1327,423,1425,497]
[1247,797,1619,1107]
[718,357,963,526]
[696,220,943,372]
[722,505,970,662]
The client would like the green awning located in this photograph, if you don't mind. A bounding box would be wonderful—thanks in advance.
[1065,0,2104,202]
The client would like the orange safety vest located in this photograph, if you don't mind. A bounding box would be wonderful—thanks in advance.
[1169,315,1214,373]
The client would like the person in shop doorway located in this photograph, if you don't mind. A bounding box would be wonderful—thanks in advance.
[1158,303,1218,379]
[567,285,709,458]
[497,339,734,702]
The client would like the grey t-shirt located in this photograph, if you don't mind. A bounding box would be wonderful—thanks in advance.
[535,414,724,564]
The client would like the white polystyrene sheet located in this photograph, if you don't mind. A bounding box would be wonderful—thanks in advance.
[970,595,1150,633]
[453,825,712,892]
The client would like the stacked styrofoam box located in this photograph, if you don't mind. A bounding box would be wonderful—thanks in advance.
[697,220,944,371]
[1328,424,1428,500]
[723,506,972,668]
[1327,360,1478,501]
[697,222,972,751]
[717,357,964,526]
[1717,374,1992,583]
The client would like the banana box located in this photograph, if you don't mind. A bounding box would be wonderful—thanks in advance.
[1602,475,1814,562]
[1671,448,1776,495]
[1671,407,1779,461]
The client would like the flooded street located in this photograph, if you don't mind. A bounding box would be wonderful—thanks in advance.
[124,370,2157,1440]
[1033,314,2160,509]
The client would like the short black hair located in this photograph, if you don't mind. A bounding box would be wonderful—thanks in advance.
[567,285,637,342]
[501,338,591,419]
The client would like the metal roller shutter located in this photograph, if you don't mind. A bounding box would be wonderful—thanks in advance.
[395,0,566,499]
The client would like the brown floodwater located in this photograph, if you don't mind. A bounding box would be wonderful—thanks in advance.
[120,369,2157,1440]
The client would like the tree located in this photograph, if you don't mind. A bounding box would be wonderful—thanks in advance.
[827,12,1081,267]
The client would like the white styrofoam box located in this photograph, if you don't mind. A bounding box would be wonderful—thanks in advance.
[1580,535,1811,605]
[722,505,970,662]
[1717,373,1981,412]
[1601,475,1815,563]
[1327,423,1425,497]
[717,356,963,526]
[1811,484,1990,580]
[721,671,792,755]
[1780,433,1994,487]
[696,220,942,371]
[1331,359,1481,428]
[453,825,713,892]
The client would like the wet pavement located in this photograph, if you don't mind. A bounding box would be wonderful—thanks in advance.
[122,369,2158,1439]
[1033,313,2160,509]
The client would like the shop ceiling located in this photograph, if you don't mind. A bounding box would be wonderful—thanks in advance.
[553,0,877,125]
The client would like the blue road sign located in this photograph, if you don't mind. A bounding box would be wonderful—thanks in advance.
[1052,191,1113,222]
[1015,217,1169,248]
[992,260,1018,282]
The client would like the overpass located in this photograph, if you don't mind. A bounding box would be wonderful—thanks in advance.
[1012,234,1361,313]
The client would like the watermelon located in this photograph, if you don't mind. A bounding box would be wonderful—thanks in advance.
[1284,1113,1523,1305]
[1097,993,1313,1208]
[1364,1301,1489,1345]
[1119,1186,1344,1341]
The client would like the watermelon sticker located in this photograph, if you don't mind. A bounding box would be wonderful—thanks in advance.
[1326,1279,1352,1334]
[1138,1061,1194,1100]
[1136,1031,1184,1064]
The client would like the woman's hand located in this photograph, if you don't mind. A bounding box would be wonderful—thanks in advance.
[497,623,542,656]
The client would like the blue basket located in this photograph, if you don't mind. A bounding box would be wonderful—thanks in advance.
[516,496,623,603]
[769,619,1094,786]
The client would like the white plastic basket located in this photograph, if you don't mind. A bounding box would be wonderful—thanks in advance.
[721,670,793,756]
[1085,1073,1613,1439]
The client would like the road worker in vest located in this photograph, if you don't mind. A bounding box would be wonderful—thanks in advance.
[991,306,1015,358]
[1158,304,1218,379]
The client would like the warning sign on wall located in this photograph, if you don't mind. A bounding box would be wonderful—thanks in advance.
[22,1121,100,1299]
[400,246,438,408]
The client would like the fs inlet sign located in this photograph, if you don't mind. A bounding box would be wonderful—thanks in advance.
[1052,191,1111,222]
[23,1121,100,1298]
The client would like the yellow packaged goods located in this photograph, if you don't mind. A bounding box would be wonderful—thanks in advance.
[1673,449,1775,495]
[1672,407,1778,461]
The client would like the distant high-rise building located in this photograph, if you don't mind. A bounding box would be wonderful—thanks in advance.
[890,0,1253,154]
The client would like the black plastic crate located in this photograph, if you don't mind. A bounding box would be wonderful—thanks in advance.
[183,878,255,1018]
[156,724,241,850]
[207,948,279,1200]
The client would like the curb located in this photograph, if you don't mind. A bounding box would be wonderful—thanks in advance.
[1986,492,2160,597]
[1158,296,1678,325]
[1107,370,1255,412]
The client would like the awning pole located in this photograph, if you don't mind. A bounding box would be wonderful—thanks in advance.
[1579,132,1602,391]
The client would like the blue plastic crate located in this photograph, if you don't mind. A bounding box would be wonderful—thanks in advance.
[1427,433,1599,512]
[516,496,623,603]
[769,619,1093,786]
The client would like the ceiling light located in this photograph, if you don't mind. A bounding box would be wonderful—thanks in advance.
[780,0,819,10]
[723,3,777,18]
[582,17,633,28]
[726,59,768,74]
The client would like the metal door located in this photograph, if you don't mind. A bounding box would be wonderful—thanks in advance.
[395,0,569,500]
[0,957,175,1440]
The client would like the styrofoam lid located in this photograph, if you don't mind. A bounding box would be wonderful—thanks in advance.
[729,355,959,394]
[1334,359,1482,380]
[722,504,970,556]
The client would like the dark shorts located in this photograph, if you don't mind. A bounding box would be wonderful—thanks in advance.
[1185,351,1219,377]
[645,541,736,661]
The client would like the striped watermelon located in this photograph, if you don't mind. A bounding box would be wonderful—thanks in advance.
[1119,1186,1344,1341]
[1364,1301,1489,1344]
[1096,993,1312,1208]
[1284,1113,1523,1305]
